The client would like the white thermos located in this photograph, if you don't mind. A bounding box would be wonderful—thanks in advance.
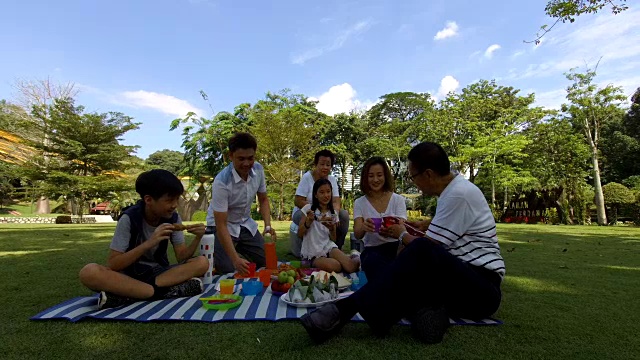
[200,226,215,284]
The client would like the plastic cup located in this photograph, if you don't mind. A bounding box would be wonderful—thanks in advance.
[247,262,256,277]
[258,269,271,287]
[290,260,301,269]
[219,279,235,295]
[371,218,382,232]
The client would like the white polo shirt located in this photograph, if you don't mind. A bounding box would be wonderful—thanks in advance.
[426,175,505,277]
[206,162,267,237]
[292,171,340,214]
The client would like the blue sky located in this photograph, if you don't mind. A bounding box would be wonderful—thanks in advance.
[1,0,638,158]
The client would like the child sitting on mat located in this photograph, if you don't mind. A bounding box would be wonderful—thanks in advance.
[297,178,360,273]
[78,169,209,309]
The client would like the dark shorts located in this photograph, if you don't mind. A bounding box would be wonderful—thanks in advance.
[123,263,177,285]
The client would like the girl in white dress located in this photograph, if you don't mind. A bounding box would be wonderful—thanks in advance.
[297,178,360,273]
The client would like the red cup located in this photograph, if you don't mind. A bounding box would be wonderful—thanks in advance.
[247,262,256,277]
[383,216,399,227]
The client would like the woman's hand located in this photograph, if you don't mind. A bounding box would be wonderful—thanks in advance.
[362,218,376,233]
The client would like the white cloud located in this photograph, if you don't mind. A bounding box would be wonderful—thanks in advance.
[434,21,459,40]
[310,83,374,116]
[511,50,525,59]
[484,44,501,59]
[118,90,204,117]
[291,20,373,65]
[436,75,460,99]
[533,88,566,110]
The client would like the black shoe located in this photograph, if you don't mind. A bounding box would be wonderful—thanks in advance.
[164,278,204,299]
[410,307,449,344]
[300,303,344,344]
[97,291,132,310]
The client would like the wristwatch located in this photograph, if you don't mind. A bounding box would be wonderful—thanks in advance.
[265,225,272,232]
[398,230,408,244]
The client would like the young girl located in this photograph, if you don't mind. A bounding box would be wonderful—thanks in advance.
[298,178,360,273]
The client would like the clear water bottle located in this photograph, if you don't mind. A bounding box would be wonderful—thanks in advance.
[201,226,216,284]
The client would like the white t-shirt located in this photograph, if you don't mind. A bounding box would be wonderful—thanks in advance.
[299,204,338,260]
[292,171,340,214]
[426,175,505,277]
[353,193,407,247]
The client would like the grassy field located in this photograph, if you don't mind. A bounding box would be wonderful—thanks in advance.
[0,222,639,359]
[0,200,62,217]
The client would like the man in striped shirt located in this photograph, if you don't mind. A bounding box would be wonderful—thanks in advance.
[301,142,504,344]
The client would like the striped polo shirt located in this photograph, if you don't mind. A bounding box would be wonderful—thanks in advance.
[426,175,505,277]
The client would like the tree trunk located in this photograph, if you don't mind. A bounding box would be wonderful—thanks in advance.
[491,178,496,208]
[469,163,475,183]
[591,150,608,225]
[279,183,284,221]
[35,196,50,214]
[502,186,509,213]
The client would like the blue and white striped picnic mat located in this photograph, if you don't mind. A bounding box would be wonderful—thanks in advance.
[30,273,501,326]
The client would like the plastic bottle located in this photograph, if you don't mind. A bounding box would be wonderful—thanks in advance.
[200,226,216,284]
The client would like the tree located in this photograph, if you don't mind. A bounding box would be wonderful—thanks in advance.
[11,78,79,214]
[250,90,323,220]
[146,149,185,175]
[602,182,635,223]
[529,0,629,44]
[366,92,436,189]
[26,99,140,216]
[562,68,627,225]
[523,116,591,223]
[170,103,249,183]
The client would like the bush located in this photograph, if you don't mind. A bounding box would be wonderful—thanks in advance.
[545,208,560,225]
[191,210,207,222]
[406,210,423,220]
[55,215,72,224]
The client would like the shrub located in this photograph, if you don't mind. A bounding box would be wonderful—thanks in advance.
[55,215,72,224]
[545,208,560,225]
[191,210,207,222]
[407,210,423,219]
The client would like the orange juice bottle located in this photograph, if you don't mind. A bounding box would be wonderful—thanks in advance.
[265,242,277,269]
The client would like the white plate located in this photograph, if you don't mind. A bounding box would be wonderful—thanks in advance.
[279,293,340,308]
[302,275,352,291]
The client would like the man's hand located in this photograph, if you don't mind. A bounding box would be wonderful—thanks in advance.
[263,226,277,241]
[380,223,406,239]
[148,223,174,247]
[233,256,250,275]
[362,218,376,233]
[186,223,206,237]
[406,219,431,232]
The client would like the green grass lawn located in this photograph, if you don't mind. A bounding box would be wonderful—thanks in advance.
[1,222,639,359]
[0,200,62,217]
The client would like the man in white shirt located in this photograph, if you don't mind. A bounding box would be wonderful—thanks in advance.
[289,150,350,257]
[206,133,277,274]
[301,142,504,345]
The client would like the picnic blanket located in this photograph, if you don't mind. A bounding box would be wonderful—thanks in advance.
[31,273,501,326]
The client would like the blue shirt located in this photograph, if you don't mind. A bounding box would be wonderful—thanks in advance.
[206,162,267,237]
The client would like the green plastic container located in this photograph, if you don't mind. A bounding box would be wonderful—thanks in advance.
[199,294,243,310]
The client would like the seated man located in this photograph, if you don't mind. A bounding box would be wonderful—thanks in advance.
[300,142,505,344]
[79,169,209,309]
[206,132,277,274]
[290,150,350,257]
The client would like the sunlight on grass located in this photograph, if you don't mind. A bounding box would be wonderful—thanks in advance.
[80,332,125,350]
[505,275,576,294]
[498,239,532,245]
[599,265,640,271]
[0,248,66,257]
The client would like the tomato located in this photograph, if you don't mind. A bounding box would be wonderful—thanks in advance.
[282,283,291,292]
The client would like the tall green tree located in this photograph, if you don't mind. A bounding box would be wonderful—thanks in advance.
[26,99,140,216]
[562,68,627,225]
[602,182,635,223]
[250,90,323,219]
[146,149,186,175]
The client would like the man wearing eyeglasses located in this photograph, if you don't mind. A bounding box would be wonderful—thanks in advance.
[300,142,504,345]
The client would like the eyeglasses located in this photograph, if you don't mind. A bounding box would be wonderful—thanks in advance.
[408,169,426,181]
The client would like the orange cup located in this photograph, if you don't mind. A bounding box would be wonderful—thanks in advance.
[258,269,271,287]
[219,279,235,295]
